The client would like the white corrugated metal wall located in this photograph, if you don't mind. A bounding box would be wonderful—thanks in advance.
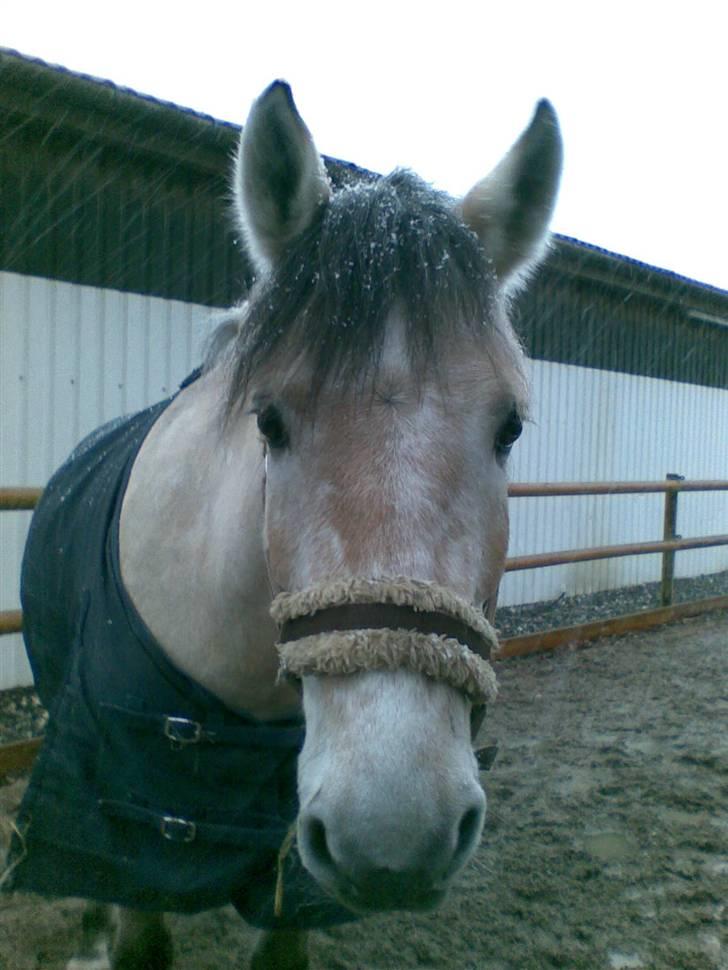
[0,271,215,688]
[2,270,727,686]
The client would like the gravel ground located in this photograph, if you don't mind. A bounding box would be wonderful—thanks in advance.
[1,608,726,970]
[494,569,728,638]
[0,692,46,747]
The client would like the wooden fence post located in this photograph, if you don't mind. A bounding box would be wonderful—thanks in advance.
[661,473,684,606]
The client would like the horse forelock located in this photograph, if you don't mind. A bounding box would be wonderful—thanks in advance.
[211,170,524,416]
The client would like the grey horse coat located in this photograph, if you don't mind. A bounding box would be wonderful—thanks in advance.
[6,374,353,929]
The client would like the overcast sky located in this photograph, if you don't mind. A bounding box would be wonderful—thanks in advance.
[5,1,727,292]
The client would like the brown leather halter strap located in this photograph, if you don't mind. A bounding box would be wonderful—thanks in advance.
[280,603,493,661]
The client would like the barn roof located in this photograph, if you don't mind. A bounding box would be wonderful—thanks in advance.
[0,47,370,187]
[4,48,726,295]
[1,46,726,387]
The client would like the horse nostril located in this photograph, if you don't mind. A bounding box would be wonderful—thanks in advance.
[304,815,333,869]
[456,804,484,860]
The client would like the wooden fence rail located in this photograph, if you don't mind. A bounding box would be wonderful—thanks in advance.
[505,534,728,573]
[0,487,43,510]
[508,480,728,496]
[0,611,22,636]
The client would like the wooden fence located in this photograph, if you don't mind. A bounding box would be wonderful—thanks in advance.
[1,478,727,775]
[500,477,728,656]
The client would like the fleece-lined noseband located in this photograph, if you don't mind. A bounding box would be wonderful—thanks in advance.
[270,578,499,707]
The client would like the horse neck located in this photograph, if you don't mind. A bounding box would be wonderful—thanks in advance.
[119,370,300,720]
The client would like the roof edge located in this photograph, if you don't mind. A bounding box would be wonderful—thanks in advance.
[2,47,727,312]
[548,235,728,316]
[0,46,239,174]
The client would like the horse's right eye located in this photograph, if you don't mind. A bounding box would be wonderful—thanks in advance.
[256,405,289,449]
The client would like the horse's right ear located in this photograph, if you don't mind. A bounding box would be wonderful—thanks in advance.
[235,81,331,274]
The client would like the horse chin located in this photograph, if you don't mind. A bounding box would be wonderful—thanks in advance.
[300,834,455,915]
[355,887,449,915]
[320,877,449,916]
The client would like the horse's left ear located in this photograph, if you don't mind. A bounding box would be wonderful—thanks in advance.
[235,81,331,274]
[459,100,563,290]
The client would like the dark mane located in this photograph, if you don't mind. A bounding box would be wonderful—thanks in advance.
[219,170,499,413]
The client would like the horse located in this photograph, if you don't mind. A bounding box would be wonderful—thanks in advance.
[6,81,561,969]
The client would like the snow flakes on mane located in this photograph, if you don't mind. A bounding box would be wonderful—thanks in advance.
[216,170,506,414]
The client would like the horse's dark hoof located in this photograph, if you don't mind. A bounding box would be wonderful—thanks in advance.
[111,921,173,970]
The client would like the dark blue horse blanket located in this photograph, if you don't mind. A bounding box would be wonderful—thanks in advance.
[5,374,353,928]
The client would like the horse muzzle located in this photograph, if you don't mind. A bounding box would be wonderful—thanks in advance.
[270,577,498,913]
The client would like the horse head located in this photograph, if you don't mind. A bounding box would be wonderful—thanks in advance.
[230,81,562,913]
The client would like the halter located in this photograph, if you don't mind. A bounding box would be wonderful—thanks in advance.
[271,577,499,706]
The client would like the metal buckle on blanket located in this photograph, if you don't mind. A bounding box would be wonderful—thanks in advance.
[164,716,203,749]
[160,815,197,843]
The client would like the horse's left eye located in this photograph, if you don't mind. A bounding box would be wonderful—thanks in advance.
[257,405,289,450]
[495,409,522,461]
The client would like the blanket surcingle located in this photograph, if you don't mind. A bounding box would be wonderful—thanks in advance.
[3,375,353,929]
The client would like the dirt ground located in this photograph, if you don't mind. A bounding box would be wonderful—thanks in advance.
[0,611,725,970]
